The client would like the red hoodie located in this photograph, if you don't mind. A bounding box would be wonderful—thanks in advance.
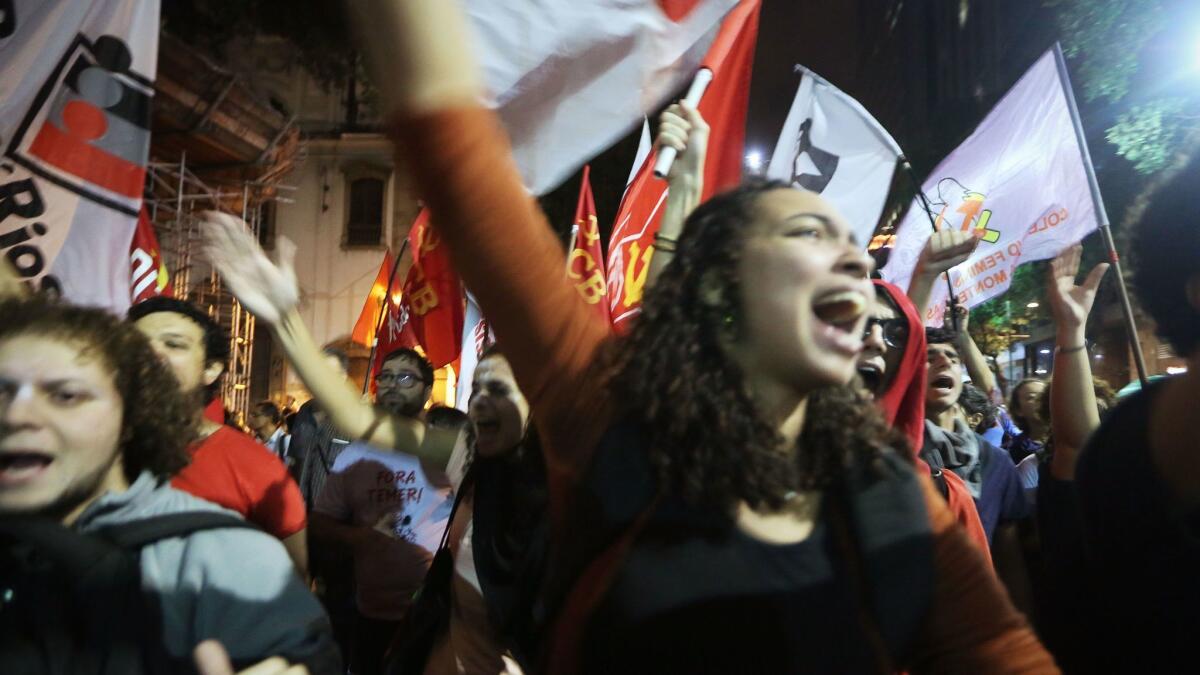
[872,280,992,562]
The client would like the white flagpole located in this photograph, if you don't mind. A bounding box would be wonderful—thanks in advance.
[653,68,715,178]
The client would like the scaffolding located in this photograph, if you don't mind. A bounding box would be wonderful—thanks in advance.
[144,155,294,424]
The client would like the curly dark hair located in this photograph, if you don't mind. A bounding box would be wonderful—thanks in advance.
[924,327,960,349]
[959,383,997,433]
[0,296,195,481]
[1132,152,1200,357]
[602,180,905,516]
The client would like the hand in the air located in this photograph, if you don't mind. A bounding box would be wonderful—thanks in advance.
[915,229,981,279]
[201,210,301,325]
[1047,243,1108,330]
[656,101,709,185]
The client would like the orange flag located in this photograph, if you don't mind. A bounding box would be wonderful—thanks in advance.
[567,165,611,323]
[401,210,465,369]
[351,250,397,346]
[605,0,760,333]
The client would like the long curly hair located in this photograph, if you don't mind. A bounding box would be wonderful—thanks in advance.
[603,181,905,516]
[0,295,195,482]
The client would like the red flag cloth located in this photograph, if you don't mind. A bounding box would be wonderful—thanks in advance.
[568,166,612,323]
[401,210,465,369]
[129,207,173,304]
[605,0,760,333]
[351,250,398,346]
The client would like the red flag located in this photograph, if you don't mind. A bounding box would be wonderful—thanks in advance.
[605,0,760,333]
[567,166,611,323]
[129,208,173,304]
[401,210,465,369]
[351,251,398,346]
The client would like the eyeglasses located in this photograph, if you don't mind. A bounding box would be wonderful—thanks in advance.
[863,317,909,349]
[374,372,425,388]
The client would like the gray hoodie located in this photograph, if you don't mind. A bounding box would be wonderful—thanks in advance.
[74,472,340,672]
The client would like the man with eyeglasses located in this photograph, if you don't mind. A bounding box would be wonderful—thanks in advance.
[310,347,454,675]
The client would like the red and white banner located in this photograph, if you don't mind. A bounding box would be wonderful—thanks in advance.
[128,206,171,303]
[0,0,159,312]
[401,210,465,369]
[881,48,1100,325]
[567,165,611,323]
[605,0,760,332]
[467,0,737,195]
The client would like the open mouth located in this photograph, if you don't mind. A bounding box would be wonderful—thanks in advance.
[857,364,882,393]
[812,289,867,356]
[474,419,500,435]
[0,452,53,485]
[931,374,956,393]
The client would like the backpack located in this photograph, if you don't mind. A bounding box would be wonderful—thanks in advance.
[0,512,255,675]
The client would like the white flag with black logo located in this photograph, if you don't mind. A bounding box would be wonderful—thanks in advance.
[766,66,902,245]
[0,0,159,312]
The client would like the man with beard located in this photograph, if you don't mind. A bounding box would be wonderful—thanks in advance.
[128,297,308,575]
[310,347,454,675]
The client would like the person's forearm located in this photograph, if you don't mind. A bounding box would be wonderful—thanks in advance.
[647,174,701,286]
[281,529,309,580]
[346,0,481,115]
[906,271,938,319]
[1049,324,1099,480]
[272,309,455,467]
[958,330,997,396]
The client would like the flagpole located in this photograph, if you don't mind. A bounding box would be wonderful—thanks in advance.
[362,239,410,395]
[1052,43,1149,385]
[899,158,962,333]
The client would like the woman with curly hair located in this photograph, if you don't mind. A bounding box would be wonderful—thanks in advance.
[207,1,1055,671]
[0,296,339,673]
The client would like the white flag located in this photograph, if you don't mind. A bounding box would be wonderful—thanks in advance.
[454,292,494,412]
[0,0,159,313]
[766,67,902,245]
[881,48,1099,325]
[467,0,736,196]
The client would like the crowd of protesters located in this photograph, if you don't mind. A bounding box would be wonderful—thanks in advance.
[3,1,1200,674]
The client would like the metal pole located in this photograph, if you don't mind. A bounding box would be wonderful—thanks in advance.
[362,238,410,395]
[173,152,186,298]
[900,158,961,332]
[1053,43,1148,385]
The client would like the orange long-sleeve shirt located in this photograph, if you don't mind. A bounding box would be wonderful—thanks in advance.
[387,107,1056,673]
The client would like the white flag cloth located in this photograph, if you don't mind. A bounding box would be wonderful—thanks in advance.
[766,66,902,245]
[0,0,159,312]
[454,292,493,412]
[881,49,1099,325]
[467,0,736,196]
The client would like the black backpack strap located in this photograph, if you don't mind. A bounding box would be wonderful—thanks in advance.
[0,517,119,577]
[95,512,257,549]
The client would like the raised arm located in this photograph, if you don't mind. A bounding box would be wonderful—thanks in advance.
[347,1,613,470]
[648,102,708,286]
[201,212,456,468]
[1046,244,1108,480]
[907,229,981,319]
[953,305,998,398]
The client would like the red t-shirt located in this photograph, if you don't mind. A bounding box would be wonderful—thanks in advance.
[173,426,307,539]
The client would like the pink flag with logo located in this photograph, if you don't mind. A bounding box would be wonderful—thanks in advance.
[0,0,159,312]
[881,48,1099,326]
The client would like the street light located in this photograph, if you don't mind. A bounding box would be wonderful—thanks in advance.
[745,150,763,172]
[1026,301,1040,308]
